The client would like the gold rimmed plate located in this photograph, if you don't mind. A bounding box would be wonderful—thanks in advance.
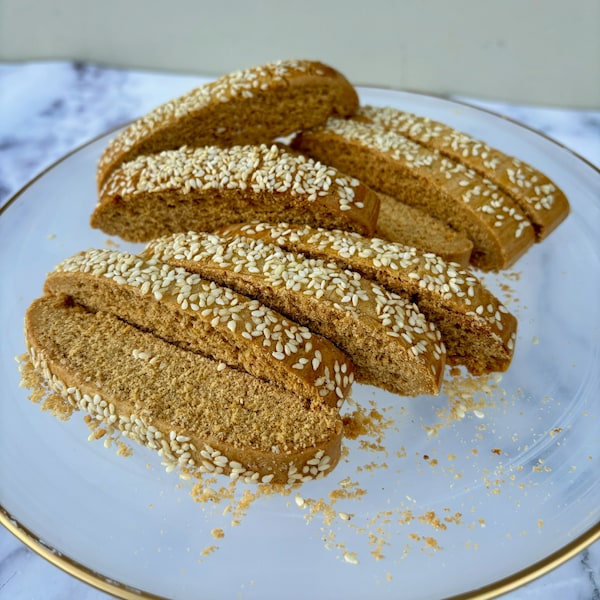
[1,86,599,599]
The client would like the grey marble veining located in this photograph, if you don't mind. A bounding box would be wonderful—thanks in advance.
[0,61,598,600]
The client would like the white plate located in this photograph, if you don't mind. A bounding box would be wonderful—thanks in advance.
[1,87,599,600]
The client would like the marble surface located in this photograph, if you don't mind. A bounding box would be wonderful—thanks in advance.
[0,61,599,600]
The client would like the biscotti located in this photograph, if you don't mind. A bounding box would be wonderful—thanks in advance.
[145,231,446,397]
[97,59,359,189]
[43,248,354,408]
[92,144,380,242]
[22,296,343,484]
[375,193,473,265]
[292,118,536,271]
[220,222,517,375]
[357,105,570,240]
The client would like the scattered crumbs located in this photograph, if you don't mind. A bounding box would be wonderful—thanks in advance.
[356,460,388,473]
[443,510,463,526]
[105,238,121,248]
[532,336,540,345]
[116,442,133,457]
[424,371,506,436]
[386,572,393,582]
[200,545,219,558]
[343,400,395,443]
[369,533,386,561]
[329,479,367,503]
[503,269,522,282]
[531,458,552,473]
[18,304,568,578]
[418,511,446,531]
[359,440,388,454]
[423,537,442,552]
[47,233,56,240]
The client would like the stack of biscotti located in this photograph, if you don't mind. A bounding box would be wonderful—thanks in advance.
[90,58,475,263]
[96,59,360,189]
[291,105,569,271]
[216,222,517,375]
[92,59,384,241]
[22,235,475,482]
[144,231,447,397]
[22,250,358,484]
[22,232,520,485]
[21,58,556,486]
[356,106,570,241]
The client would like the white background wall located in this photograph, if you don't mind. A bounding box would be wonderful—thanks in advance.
[1,0,599,108]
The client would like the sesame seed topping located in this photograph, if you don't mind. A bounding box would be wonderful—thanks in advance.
[99,143,365,217]
[355,105,568,240]
[219,222,517,374]
[147,230,445,395]
[298,116,535,261]
[225,222,515,345]
[51,248,353,408]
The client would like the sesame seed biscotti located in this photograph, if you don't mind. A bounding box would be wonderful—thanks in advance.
[220,222,517,375]
[97,59,359,189]
[43,249,354,409]
[22,296,343,484]
[375,193,473,265]
[91,144,380,242]
[145,231,446,397]
[357,105,570,241]
[292,118,536,271]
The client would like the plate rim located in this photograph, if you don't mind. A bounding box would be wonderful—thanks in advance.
[1,84,599,600]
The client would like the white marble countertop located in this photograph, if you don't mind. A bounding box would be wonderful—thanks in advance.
[0,60,598,600]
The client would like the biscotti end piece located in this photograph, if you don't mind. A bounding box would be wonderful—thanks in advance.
[218,221,517,375]
[43,248,355,409]
[357,105,570,241]
[146,230,446,397]
[97,59,359,188]
[375,193,473,265]
[92,144,380,242]
[292,118,536,271]
[23,296,344,484]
